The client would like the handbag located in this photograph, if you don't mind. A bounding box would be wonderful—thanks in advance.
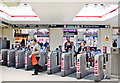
[32,54,38,65]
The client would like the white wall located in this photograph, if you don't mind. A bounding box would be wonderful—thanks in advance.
[98,28,113,53]
[0,27,14,49]
[0,28,3,37]
[49,28,63,51]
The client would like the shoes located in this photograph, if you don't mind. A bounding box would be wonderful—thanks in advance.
[32,73,38,75]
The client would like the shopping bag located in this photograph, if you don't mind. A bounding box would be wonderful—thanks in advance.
[32,54,38,65]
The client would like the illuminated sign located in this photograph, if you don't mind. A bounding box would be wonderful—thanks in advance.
[80,25,110,28]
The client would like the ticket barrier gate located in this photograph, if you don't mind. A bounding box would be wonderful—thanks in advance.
[47,51,61,74]
[89,49,95,67]
[76,54,94,79]
[15,50,25,69]
[61,53,76,77]
[25,51,33,70]
[7,50,15,67]
[44,47,49,64]
[0,49,8,66]
[39,51,47,71]
[86,46,90,68]
[103,46,109,70]
[94,54,104,82]
[105,48,120,79]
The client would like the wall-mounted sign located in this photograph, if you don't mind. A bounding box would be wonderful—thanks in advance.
[64,29,77,35]
[105,36,109,41]
[80,25,110,28]
[65,25,78,28]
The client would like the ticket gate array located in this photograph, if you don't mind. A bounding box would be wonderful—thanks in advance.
[0,49,8,66]
[15,50,25,69]
[47,51,61,74]
[61,53,76,77]
[76,54,94,79]
[7,50,15,67]
[25,51,33,70]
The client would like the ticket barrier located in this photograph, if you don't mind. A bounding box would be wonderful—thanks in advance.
[89,50,95,67]
[25,51,33,70]
[7,50,15,67]
[103,46,109,70]
[76,54,94,79]
[94,54,104,82]
[38,51,47,71]
[0,49,8,66]
[61,53,76,77]
[47,51,61,74]
[44,47,49,64]
[86,46,91,68]
[105,48,120,79]
[15,50,25,69]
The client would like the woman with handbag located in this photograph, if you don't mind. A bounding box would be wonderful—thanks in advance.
[29,39,43,75]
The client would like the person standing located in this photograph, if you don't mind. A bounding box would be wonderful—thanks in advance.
[20,39,25,47]
[44,40,49,47]
[64,37,74,52]
[30,39,43,75]
[76,41,87,54]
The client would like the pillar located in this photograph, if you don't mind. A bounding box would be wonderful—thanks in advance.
[3,27,14,49]
[98,27,112,53]
[49,28,63,51]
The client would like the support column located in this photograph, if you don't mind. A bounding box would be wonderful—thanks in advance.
[3,27,14,49]
[49,28,63,51]
[98,27,112,53]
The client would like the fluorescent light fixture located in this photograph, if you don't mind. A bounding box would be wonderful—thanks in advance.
[0,3,40,21]
[73,4,119,21]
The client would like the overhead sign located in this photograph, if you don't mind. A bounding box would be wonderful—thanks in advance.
[64,29,77,35]
[65,25,78,28]
[80,25,110,28]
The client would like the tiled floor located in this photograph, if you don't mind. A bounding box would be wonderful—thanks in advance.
[0,66,119,82]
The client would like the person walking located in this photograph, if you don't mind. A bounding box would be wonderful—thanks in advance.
[29,38,43,75]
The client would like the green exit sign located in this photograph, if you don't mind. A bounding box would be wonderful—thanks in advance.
[66,25,78,28]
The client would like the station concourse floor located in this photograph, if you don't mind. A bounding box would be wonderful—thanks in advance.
[0,66,119,82]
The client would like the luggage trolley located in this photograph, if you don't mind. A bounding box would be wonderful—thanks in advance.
[15,50,25,69]
[7,50,15,67]
[0,49,8,66]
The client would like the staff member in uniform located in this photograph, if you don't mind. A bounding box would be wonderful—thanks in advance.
[64,37,74,52]
[30,39,43,75]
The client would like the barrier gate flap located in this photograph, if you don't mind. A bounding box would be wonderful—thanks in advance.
[7,52,9,63]
[77,56,80,72]
[15,52,18,64]
[25,52,27,65]
[47,52,51,68]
